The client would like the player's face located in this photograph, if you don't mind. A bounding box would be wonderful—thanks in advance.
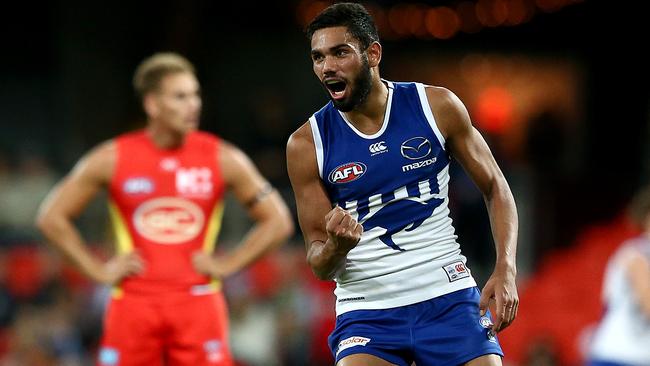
[149,72,202,134]
[311,26,372,112]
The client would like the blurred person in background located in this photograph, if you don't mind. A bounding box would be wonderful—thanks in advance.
[287,3,518,366]
[587,186,650,366]
[35,52,293,366]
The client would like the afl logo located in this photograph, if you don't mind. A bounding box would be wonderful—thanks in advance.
[133,197,205,244]
[400,137,431,160]
[328,162,367,184]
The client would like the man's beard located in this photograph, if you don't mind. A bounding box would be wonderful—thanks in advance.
[330,57,372,112]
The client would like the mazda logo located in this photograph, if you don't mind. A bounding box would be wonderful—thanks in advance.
[400,137,431,160]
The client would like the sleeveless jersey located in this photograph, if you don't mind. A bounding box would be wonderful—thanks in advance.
[108,130,226,296]
[589,236,650,364]
[310,81,476,315]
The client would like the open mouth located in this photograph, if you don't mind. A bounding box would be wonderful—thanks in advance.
[324,79,347,100]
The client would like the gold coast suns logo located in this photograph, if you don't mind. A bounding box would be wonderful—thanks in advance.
[133,197,205,244]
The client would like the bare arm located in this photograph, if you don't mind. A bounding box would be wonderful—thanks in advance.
[35,141,143,285]
[286,123,362,280]
[192,141,294,279]
[427,86,519,332]
[626,251,650,318]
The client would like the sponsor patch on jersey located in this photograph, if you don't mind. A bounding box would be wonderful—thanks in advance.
[328,162,367,184]
[133,197,205,244]
[337,296,365,303]
[368,141,388,156]
[336,336,371,356]
[443,261,470,282]
[176,167,213,197]
[401,157,437,172]
[400,136,431,160]
[98,347,119,366]
[123,177,154,194]
[204,339,224,363]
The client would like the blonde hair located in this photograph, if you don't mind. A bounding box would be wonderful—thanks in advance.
[132,52,195,98]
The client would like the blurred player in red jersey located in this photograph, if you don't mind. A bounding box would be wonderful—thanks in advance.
[36,52,294,366]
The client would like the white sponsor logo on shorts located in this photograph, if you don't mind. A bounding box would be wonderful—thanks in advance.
[336,336,371,356]
[479,316,493,329]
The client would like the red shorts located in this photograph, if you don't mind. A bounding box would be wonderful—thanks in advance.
[98,291,233,366]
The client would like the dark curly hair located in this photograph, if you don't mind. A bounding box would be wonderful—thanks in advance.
[305,3,379,50]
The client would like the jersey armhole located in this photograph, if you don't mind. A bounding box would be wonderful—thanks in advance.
[308,115,325,179]
[415,83,446,150]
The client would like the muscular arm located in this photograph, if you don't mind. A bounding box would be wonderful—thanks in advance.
[427,86,519,332]
[35,141,143,284]
[286,123,362,280]
[193,141,294,279]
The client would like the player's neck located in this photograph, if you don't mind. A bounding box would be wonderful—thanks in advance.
[146,123,187,149]
[343,77,388,134]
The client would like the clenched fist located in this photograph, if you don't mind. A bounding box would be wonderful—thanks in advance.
[325,206,363,252]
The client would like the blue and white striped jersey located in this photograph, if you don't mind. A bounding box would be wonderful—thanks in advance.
[309,81,476,315]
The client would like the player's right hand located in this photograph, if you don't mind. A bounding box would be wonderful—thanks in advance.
[325,206,363,252]
[96,252,144,285]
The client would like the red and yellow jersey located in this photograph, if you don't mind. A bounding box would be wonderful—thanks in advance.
[108,130,226,296]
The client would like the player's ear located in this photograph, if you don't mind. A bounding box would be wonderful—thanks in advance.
[143,93,158,118]
[366,41,382,68]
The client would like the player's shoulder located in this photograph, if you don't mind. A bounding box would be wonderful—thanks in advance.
[86,139,117,163]
[421,85,461,110]
[113,129,146,144]
[287,121,314,156]
[183,131,221,156]
[72,139,116,183]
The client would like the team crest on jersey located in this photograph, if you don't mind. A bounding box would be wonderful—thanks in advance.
[328,162,367,184]
[133,197,205,244]
[176,167,213,198]
[349,178,443,251]
[123,177,154,194]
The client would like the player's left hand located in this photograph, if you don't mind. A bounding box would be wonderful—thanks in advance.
[479,265,518,332]
[192,252,232,280]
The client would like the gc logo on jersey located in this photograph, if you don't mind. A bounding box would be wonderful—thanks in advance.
[400,137,431,160]
[133,197,205,244]
[328,162,366,184]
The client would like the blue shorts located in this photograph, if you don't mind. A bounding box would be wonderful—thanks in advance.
[328,287,503,366]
